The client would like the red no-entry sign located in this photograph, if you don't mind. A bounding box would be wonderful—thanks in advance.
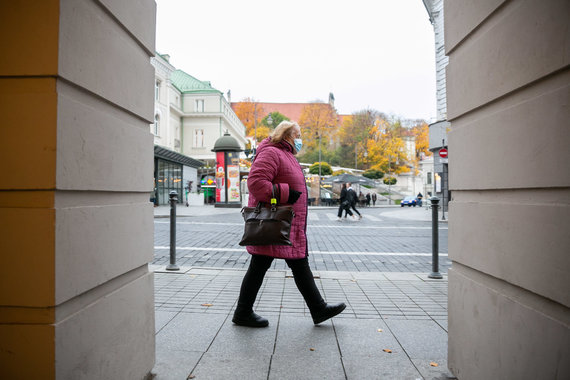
[439,148,448,158]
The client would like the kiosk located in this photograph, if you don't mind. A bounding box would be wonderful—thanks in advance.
[212,132,243,208]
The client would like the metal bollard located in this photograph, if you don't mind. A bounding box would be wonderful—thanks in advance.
[166,191,180,271]
[428,196,443,279]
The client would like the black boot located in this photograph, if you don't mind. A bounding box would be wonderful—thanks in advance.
[310,302,347,325]
[287,258,347,325]
[232,255,273,328]
[232,308,269,327]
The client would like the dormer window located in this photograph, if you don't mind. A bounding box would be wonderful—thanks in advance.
[195,99,204,112]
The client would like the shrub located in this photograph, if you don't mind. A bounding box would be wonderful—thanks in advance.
[383,177,397,185]
[363,169,384,179]
[309,162,332,175]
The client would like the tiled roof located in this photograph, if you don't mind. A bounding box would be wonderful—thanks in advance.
[231,101,350,126]
[170,70,221,94]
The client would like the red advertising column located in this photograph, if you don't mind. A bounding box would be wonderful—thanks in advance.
[215,151,225,203]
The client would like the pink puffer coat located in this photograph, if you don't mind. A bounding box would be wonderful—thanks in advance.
[245,137,308,259]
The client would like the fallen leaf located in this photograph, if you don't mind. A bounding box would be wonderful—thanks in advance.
[313,275,321,279]
[201,303,213,307]
[187,375,195,379]
[377,329,383,333]
[430,362,438,367]
[351,279,357,282]
[383,349,392,353]
[309,348,315,351]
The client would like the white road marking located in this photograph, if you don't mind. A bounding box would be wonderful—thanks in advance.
[362,214,382,221]
[308,213,319,221]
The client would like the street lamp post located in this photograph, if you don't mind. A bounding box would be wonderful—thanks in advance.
[317,131,322,205]
[253,104,257,143]
[388,155,392,205]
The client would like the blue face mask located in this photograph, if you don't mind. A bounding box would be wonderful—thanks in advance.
[294,138,303,152]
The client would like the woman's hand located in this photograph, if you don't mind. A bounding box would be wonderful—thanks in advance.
[287,190,302,204]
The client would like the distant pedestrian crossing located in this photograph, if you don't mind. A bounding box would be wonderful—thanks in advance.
[307,213,383,222]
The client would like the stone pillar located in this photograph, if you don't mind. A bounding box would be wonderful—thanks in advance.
[445,0,570,378]
[0,1,156,379]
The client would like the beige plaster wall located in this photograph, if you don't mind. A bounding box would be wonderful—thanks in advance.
[0,0,156,378]
[446,0,570,378]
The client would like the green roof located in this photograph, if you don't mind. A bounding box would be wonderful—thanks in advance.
[170,70,221,94]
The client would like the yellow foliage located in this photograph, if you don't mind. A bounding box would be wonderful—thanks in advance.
[233,98,265,141]
[298,103,338,150]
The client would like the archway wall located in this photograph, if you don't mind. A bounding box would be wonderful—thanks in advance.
[445,0,570,378]
[0,0,157,379]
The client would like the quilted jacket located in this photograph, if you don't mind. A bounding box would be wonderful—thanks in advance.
[245,137,308,259]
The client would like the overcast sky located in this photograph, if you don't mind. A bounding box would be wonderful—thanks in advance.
[156,0,437,121]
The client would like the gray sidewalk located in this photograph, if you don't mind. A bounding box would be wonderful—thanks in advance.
[151,266,453,380]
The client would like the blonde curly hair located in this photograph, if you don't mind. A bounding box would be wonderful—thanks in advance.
[270,121,299,144]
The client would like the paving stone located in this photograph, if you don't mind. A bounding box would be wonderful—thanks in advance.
[343,353,423,380]
[385,319,448,359]
[334,318,401,356]
[208,319,278,355]
[269,352,346,380]
[412,358,454,379]
[190,352,272,380]
[274,315,341,355]
[155,312,227,352]
[152,348,202,380]
[155,310,178,333]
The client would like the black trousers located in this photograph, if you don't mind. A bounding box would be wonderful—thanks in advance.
[337,203,353,217]
[236,255,325,312]
[344,203,361,217]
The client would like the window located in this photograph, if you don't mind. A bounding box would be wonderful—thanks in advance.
[154,114,160,135]
[195,99,204,112]
[194,129,204,147]
[155,80,161,100]
[427,172,432,185]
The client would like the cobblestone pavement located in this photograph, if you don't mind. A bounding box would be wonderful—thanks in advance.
[153,207,450,273]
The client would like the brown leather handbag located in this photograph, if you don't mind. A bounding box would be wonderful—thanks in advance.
[239,186,295,246]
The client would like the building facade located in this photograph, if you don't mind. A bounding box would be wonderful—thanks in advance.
[423,0,450,208]
[151,54,247,205]
[446,0,570,378]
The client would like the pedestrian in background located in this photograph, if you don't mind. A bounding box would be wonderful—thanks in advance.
[366,193,371,207]
[337,183,354,221]
[372,193,377,206]
[345,183,362,220]
[234,121,346,328]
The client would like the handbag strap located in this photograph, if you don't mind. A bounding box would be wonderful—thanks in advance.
[254,184,278,213]
[270,184,278,211]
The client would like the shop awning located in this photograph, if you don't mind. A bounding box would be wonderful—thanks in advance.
[154,145,204,168]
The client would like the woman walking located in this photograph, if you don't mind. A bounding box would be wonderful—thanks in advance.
[337,183,354,221]
[233,121,346,327]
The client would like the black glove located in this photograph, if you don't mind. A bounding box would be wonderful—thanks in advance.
[287,190,302,204]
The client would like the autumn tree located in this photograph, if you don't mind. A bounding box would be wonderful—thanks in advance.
[336,109,385,169]
[366,117,409,175]
[233,98,266,142]
[297,102,338,162]
[412,121,431,159]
